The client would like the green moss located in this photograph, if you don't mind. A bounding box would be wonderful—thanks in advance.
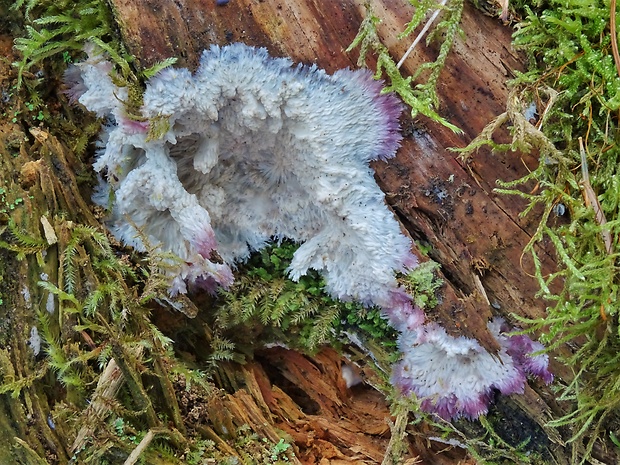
[12,0,126,86]
[213,241,338,353]
[347,0,464,133]
[214,241,381,355]
[400,260,443,310]
[213,241,450,367]
[233,425,295,464]
[457,0,620,461]
[0,215,235,462]
[11,0,178,126]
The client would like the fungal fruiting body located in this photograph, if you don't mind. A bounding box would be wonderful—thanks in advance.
[71,43,551,420]
[392,319,553,420]
[75,43,417,310]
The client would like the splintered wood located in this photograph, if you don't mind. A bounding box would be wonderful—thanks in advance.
[211,348,467,464]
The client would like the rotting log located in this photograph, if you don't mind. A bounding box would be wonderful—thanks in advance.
[0,121,97,464]
[100,0,588,462]
[2,0,618,464]
[0,96,466,464]
[107,0,560,350]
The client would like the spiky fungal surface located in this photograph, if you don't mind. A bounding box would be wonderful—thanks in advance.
[70,43,551,420]
[393,318,553,420]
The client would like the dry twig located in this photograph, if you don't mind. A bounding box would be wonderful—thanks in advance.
[397,0,448,69]
[578,137,612,255]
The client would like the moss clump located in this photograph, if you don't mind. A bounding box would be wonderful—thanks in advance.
[347,0,464,133]
[213,241,343,353]
[11,0,177,121]
[400,260,443,310]
[12,0,125,87]
[459,0,620,461]
[213,240,405,358]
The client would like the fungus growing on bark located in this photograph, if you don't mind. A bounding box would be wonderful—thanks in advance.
[70,42,551,420]
[73,43,416,308]
[392,318,553,420]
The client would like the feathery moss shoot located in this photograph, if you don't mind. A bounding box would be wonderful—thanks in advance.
[11,0,177,116]
[459,0,620,460]
[213,240,400,356]
[347,0,464,133]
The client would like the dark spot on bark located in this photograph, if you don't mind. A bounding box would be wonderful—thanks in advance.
[465,201,474,215]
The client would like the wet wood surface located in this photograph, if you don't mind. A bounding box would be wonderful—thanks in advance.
[105,0,574,462]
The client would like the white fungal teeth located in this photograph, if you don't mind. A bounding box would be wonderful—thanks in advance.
[79,42,409,307]
[75,43,552,420]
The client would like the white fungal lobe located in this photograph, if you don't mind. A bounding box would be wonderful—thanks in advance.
[76,43,412,304]
[70,42,552,421]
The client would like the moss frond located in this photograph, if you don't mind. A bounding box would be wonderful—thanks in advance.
[347,1,464,133]
[0,218,47,260]
[12,0,125,87]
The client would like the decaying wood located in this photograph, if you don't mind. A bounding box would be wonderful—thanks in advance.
[171,345,461,463]
[71,348,144,454]
[3,0,615,463]
[0,84,104,460]
[123,429,156,465]
[98,0,580,462]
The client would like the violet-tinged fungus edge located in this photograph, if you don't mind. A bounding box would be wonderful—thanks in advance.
[68,42,553,421]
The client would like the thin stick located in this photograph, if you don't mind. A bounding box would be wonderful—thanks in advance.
[397,0,448,70]
[123,430,155,465]
[578,137,612,254]
[611,0,620,78]
[71,358,125,453]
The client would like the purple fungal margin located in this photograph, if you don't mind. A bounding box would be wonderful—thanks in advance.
[345,69,404,161]
[379,287,425,332]
[63,65,88,105]
[491,318,554,385]
[392,318,552,420]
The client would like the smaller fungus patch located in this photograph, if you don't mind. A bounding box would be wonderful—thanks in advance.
[393,318,552,420]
